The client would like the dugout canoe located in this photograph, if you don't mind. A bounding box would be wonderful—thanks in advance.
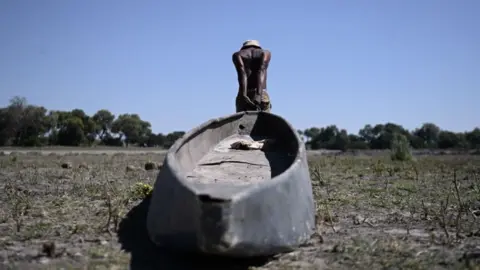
[146,111,315,257]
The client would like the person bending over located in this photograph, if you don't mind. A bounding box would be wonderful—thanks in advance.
[232,40,272,112]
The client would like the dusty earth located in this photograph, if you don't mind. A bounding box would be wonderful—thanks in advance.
[0,149,479,269]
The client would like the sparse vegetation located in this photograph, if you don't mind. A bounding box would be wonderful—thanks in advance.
[0,151,478,269]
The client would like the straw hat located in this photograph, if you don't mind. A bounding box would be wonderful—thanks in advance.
[241,40,262,49]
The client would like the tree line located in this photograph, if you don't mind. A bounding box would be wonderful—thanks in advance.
[0,96,479,150]
[299,123,479,151]
[0,97,184,148]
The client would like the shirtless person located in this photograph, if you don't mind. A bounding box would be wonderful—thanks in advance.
[232,40,272,112]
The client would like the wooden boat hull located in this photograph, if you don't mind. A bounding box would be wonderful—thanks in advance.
[146,111,315,257]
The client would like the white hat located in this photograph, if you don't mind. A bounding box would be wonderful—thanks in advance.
[241,40,261,49]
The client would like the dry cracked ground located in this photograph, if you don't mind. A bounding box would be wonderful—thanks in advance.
[0,150,479,270]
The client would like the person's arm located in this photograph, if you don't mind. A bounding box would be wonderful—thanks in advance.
[256,50,271,98]
[232,52,255,106]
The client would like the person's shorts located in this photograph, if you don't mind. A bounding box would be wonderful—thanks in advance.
[235,89,271,112]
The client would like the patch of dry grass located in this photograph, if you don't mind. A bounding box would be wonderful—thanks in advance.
[276,155,480,270]
[0,152,479,269]
[0,152,158,269]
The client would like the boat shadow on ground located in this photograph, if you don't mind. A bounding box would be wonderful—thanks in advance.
[117,195,273,270]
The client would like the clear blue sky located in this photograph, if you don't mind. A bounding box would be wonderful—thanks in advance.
[0,0,478,134]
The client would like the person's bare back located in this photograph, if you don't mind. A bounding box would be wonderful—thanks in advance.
[232,40,272,112]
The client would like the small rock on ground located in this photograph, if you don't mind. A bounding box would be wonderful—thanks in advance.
[61,162,72,169]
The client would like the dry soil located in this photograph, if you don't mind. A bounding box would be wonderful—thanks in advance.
[0,149,479,269]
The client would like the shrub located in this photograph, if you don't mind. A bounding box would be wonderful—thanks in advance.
[130,182,153,200]
[390,133,413,161]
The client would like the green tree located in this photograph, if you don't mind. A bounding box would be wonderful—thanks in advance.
[437,131,461,149]
[46,110,91,146]
[466,128,480,149]
[0,97,50,146]
[92,109,115,139]
[0,108,11,146]
[347,134,369,149]
[111,114,151,146]
[146,133,166,147]
[310,125,350,151]
[358,124,374,144]
[303,127,321,148]
[413,123,440,148]
[57,116,86,146]
[14,105,50,146]
[71,109,97,144]
[369,123,409,149]
[163,131,186,149]
[0,96,28,145]
[408,134,425,149]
